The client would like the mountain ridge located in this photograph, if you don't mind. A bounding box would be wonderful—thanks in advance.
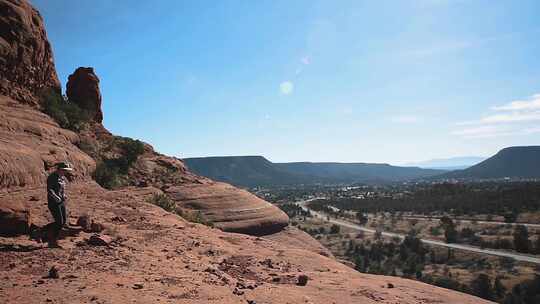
[440,146,540,179]
[184,155,445,187]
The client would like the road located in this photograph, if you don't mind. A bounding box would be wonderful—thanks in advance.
[402,216,540,228]
[295,199,540,265]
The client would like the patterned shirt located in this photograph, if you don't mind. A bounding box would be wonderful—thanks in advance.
[47,172,67,205]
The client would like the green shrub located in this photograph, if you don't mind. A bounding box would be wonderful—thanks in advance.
[108,137,145,174]
[330,224,341,234]
[42,90,90,131]
[93,162,121,189]
[77,137,99,158]
[429,226,441,236]
[147,193,176,212]
[91,136,145,188]
[119,137,145,165]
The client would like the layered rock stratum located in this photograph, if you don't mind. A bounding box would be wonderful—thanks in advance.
[0,0,60,105]
[0,1,492,303]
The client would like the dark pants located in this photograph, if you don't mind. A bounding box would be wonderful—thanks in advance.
[47,202,67,239]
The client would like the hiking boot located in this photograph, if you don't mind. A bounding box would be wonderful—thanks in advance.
[48,240,63,249]
[48,243,63,249]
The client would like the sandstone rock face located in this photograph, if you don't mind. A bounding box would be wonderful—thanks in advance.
[66,67,103,123]
[0,1,94,190]
[167,181,289,235]
[263,225,333,257]
[0,0,61,105]
[0,95,96,190]
[0,198,31,236]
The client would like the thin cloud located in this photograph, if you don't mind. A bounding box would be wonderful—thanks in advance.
[391,115,420,124]
[301,56,311,65]
[478,112,540,124]
[402,31,522,59]
[451,125,512,139]
[453,93,540,139]
[491,94,540,111]
[405,41,473,57]
[453,125,540,139]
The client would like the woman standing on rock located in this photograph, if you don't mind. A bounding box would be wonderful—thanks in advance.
[46,162,73,248]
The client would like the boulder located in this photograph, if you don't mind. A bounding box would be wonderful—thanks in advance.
[167,181,289,236]
[47,266,59,279]
[76,215,91,231]
[0,0,61,105]
[87,234,112,246]
[66,67,103,123]
[0,199,32,236]
[297,274,309,286]
[263,226,333,257]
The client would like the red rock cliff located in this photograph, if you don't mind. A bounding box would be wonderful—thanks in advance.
[0,0,60,105]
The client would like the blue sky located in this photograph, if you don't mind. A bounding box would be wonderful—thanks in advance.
[33,0,540,164]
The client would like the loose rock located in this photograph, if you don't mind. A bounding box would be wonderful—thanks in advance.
[132,283,144,290]
[87,234,112,246]
[47,266,59,279]
[90,221,105,233]
[76,215,91,231]
[297,274,309,286]
[0,199,32,236]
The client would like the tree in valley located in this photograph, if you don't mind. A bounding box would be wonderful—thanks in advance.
[513,225,530,253]
[493,276,506,300]
[330,224,341,234]
[470,273,494,301]
[503,275,540,304]
[356,211,368,225]
[440,216,458,243]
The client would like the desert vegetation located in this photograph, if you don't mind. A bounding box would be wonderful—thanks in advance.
[270,181,540,303]
[42,89,91,131]
[292,215,539,303]
[91,136,145,189]
[308,182,540,218]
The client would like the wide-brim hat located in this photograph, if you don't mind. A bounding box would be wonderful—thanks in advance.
[56,162,74,171]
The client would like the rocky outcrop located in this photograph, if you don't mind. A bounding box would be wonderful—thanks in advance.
[66,67,103,123]
[0,95,96,189]
[0,1,95,188]
[0,198,31,236]
[167,182,289,235]
[0,0,60,105]
[264,225,333,257]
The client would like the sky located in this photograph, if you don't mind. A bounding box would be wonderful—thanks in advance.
[33,0,540,164]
